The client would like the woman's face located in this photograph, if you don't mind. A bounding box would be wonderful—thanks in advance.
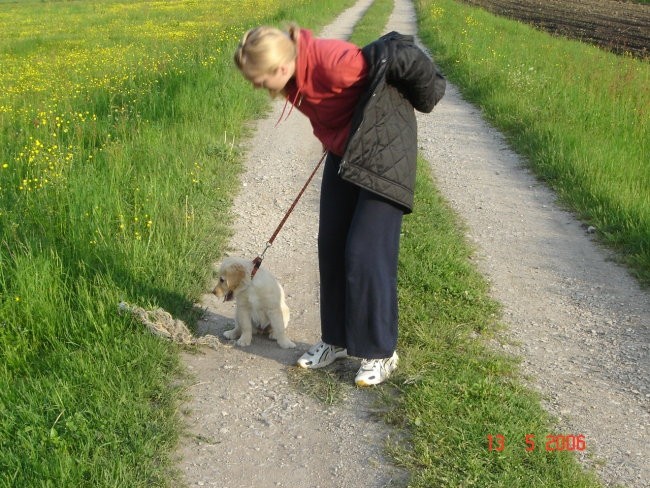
[246,60,295,95]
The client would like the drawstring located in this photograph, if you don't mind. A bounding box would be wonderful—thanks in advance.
[275,89,303,128]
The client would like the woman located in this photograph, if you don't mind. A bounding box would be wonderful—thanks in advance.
[233,24,445,386]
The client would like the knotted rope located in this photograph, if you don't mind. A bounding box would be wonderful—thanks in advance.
[118,301,220,349]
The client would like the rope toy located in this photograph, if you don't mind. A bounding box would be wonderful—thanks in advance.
[118,301,220,349]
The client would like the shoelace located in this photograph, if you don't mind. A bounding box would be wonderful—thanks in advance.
[360,358,382,369]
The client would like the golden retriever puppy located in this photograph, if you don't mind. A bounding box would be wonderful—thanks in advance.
[212,256,294,349]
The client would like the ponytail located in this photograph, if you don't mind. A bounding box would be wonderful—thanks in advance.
[234,24,299,78]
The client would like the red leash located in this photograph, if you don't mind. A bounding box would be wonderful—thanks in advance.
[251,150,328,278]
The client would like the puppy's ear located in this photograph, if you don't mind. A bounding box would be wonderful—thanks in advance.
[225,262,247,290]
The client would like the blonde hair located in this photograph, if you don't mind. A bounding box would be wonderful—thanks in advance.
[233,24,299,79]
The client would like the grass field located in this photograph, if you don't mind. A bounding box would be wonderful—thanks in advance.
[1,0,645,486]
[416,0,650,285]
[0,0,355,486]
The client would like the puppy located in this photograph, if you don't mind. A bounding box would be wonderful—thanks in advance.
[212,256,295,349]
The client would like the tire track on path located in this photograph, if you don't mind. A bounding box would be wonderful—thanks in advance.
[177,2,409,487]
[402,0,649,483]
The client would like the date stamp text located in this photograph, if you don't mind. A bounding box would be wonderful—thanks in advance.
[487,434,586,452]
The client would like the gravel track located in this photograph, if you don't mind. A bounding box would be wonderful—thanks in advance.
[176,1,649,486]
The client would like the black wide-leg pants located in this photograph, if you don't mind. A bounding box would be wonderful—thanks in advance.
[318,152,403,359]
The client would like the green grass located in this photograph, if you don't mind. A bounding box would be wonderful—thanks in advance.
[1,0,644,486]
[415,0,650,285]
[391,161,603,486]
[0,1,355,486]
[348,0,395,42]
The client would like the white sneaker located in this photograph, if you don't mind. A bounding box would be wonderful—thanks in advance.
[355,351,399,387]
[297,341,347,369]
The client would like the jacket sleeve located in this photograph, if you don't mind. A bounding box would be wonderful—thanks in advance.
[385,33,446,113]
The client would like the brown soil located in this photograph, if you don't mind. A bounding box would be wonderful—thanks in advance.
[459,0,650,58]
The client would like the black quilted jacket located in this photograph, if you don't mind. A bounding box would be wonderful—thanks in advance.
[339,31,446,213]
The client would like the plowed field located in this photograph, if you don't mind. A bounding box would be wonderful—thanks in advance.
[459,0,650,58]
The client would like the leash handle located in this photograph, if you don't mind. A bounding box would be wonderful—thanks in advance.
[251,150,327,278]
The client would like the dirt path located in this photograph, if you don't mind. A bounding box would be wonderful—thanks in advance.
[176,2,408,487]
[419,85,650,486]
[176,1,649,487]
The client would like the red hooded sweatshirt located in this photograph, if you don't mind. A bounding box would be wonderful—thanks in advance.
[283,29,368,156]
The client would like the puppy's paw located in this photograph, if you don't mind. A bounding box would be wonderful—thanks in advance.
[223,328,240,340]
[277,338,296,349]
[236,336,252,347]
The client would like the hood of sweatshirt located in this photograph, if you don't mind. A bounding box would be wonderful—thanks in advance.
[281,29,368,155]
